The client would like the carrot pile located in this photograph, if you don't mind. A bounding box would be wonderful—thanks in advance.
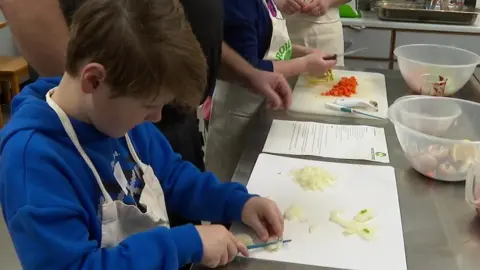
[321,76,358,97]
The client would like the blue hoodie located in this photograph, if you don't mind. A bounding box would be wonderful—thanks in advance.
[0,78,254,270]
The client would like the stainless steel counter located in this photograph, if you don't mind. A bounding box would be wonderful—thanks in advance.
[192,69,480,270]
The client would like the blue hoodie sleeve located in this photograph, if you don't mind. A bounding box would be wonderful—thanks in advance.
[223,0,274,72]
[0,133,202,270]
[141,124,255,223]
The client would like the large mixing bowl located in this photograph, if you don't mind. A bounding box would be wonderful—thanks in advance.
[395,44,480,96]
[389,96,480,181]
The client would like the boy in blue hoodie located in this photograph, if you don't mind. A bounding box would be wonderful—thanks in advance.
[0,0,284,269]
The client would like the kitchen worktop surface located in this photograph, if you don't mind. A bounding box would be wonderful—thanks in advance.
[342,11,480,33]
[192,68,480,270]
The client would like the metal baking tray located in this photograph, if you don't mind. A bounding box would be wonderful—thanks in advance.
[376,1,480,25]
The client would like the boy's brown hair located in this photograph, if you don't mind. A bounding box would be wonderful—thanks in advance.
[65,0,206,107]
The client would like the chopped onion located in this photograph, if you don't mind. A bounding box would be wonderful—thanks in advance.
[283,204,307,222]
[291,166,336,191]
[330,211,375,241]
[264,237,283,252]
[309,223,319,233]
[354,209,375,223]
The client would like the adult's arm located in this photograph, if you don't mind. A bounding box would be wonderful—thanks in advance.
[219,42,292,109]
[218,42,257,86]
[223,0,311,78]
[0,0,68,76]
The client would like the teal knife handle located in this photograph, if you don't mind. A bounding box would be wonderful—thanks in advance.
[340,107,352,113]
[246,239,292,250]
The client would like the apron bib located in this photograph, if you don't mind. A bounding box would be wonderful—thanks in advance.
[45,90,169,248]
[285,8,344,66]
[205,0,291,182]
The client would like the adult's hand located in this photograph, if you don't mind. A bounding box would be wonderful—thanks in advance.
[274,0,305,15]
[305,50,337,76]
[247,69,292,110]
[302,0,330,16]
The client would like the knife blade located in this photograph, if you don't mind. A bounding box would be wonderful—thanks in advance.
[323,47,367,61]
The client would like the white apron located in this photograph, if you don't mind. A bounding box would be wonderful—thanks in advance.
[205,0,291,182]
[45,89,170,247]
[286,8,345,66]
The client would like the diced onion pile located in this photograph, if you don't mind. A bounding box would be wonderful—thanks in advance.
[292,166,336,191]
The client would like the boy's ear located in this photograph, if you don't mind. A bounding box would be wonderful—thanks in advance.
[80,63,107,94]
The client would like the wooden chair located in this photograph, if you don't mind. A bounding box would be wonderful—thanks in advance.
[0,56,29,128]
[0,56,28,100]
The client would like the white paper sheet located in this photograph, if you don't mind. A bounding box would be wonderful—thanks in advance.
[232,154,406,270]
[263,120,390,163]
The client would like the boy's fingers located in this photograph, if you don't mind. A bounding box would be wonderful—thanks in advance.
[265,209,284,238]
[249,216,269,241]
[227,239,238,262]
[235,239,249,257]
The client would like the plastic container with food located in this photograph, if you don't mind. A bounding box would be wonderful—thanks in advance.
[465,160,480,215]
[394,44,480,96]
[389,96,480,181]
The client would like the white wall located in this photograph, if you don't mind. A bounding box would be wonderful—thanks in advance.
[0,12,20,57]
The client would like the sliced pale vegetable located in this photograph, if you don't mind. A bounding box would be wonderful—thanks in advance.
[264,238,283,252]
[309,223,318,233]
[358,227,375,241]
[305,69,334,86]
[354,209,375,223]
[235,234,254,246]
[330,210,376,240]
[291,166,336,191]
[284,204,307,222]
[329,211,358,231]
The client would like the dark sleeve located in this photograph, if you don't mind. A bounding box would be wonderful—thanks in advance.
[180,0,224,101]
[223,0,273,72]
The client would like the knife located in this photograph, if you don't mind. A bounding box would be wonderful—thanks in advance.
[246,239,292,250]
[323,47,367,61]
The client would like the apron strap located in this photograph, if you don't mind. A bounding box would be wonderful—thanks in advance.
[125,133,148,173]
[45,89,113,203]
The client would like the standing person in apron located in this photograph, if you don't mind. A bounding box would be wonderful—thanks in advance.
[276,0,351,66]
[206,0,337,182]
[0,0,284,269]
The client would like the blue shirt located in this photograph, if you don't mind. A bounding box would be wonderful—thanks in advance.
[223,0,274,72]
[0,77,254,270]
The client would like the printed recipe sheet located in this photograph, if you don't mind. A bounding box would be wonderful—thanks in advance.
[263,120,389,163]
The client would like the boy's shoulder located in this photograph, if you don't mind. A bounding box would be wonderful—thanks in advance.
[0,129,79,217]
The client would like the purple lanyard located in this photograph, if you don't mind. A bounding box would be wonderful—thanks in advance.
[266,0,278,17]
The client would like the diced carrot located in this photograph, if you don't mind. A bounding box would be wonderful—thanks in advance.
[321,76,358,97]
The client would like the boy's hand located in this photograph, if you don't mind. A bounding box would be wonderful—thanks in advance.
[195,225,248,268]
[241,197,284,242]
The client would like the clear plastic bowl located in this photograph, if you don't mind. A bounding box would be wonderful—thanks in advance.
[399,98,461,136]
[394,44,480,96]
[389,96,480,181]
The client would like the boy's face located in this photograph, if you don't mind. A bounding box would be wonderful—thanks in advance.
[79,63,173,138]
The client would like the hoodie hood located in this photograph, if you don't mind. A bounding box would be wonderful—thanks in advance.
[0,77,106,152]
